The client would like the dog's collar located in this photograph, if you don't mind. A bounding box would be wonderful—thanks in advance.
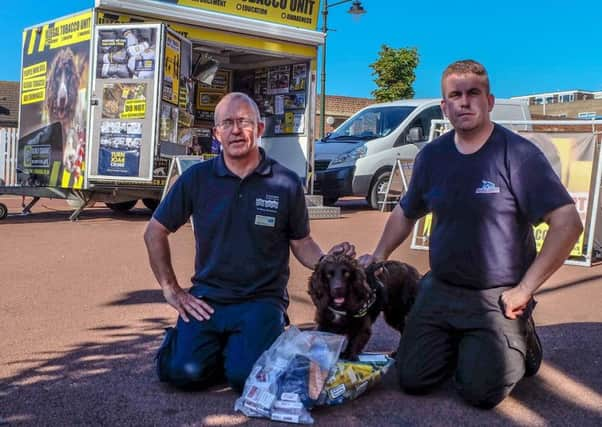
[328,287,378,319]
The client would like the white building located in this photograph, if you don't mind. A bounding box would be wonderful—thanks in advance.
[511,90,596,105]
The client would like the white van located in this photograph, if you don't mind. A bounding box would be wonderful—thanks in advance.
[314,98,531,209]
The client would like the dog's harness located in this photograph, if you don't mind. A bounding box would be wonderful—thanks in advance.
[327,277,383,320]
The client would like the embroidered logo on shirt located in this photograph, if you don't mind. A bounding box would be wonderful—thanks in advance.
[255,215,276,227]
[475,180,500,194]
[256,194,280,210]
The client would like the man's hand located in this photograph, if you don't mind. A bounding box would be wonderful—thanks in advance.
[500,284,532,320]
[162,286,214,322]
[358,253,383,268]
[328,241,356,258]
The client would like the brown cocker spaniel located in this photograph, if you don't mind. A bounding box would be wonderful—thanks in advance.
[308,253,420,360]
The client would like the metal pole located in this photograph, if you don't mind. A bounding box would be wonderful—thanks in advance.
[320,2,328,139]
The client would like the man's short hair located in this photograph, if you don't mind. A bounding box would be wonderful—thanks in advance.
[214,92,262,126]
[441,59,490,96]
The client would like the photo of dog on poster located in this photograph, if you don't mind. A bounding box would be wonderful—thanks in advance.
[44,46,88,176]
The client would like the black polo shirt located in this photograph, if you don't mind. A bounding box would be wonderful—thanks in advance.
[153,149,310,309]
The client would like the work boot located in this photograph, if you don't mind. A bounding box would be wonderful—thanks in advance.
[524,315,542,377]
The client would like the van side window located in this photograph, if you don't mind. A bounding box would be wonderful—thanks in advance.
[395,106,443,147]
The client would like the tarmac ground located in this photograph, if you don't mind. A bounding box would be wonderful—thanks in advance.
[0,195,600,426]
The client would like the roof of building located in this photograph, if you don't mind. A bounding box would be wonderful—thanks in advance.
[511,89,596,99]
[0,80,19,127]
[317,94,375,116]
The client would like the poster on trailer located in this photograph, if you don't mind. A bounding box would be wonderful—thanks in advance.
[17,10,92,189]
[96,26,157,79]
[88,23,161,182]
[98,121,142,176]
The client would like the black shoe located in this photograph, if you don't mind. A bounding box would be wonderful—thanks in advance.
[524,316,542,377]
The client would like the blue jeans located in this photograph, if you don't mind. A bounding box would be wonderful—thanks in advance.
[156,299,285,391]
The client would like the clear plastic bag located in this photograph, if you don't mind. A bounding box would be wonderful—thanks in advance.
[234,326,346,424]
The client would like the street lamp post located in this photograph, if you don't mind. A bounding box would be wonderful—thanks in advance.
[319,0,366,139]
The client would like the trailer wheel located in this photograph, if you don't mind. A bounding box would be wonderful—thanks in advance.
[142,198,159,212]
[106,200,137,212]
[0,203,7,220]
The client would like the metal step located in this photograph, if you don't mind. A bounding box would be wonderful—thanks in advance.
[305,194,324,207]
[308,205,340,219]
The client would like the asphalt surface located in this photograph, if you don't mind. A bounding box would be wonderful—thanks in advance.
[0,195,600,426]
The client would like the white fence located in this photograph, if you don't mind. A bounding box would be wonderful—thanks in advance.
[0,127,18,185]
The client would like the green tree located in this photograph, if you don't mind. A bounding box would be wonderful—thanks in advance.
[370,45,419,102]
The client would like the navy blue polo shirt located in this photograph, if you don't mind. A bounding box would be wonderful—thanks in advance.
[153,149,310,309]
[400,124,574,289]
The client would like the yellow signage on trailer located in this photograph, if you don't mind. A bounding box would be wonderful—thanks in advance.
[165,0,320,30]
[19,10,93,190]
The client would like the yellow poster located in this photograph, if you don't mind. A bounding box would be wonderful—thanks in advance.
[534,222,584,257]
[163,33,180,105]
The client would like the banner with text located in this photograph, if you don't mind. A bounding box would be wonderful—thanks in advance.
[153,0,320,31]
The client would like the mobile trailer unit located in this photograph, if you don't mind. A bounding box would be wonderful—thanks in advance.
[0,0,323,220]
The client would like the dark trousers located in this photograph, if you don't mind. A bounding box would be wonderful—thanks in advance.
[156,300,285,392]
[397,273,530,408]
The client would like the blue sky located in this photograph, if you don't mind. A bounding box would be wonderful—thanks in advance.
[2,0,601,99]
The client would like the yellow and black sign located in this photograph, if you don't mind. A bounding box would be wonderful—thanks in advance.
[23,11,92,56]
[163,32,181,104]
[121,99,147,119]
[111,151,126,168]
[158,0,320,31]
[18,11,92,190]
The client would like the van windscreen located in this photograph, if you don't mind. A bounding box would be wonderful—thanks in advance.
[325,106,416,141]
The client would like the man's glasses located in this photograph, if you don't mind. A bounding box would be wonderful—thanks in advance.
[216,118,255,130]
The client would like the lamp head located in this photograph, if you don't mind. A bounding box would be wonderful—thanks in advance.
[348,1,366,16]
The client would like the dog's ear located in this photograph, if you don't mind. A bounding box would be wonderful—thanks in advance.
[400,264,421,310]
[308,263,329,310]
[349,258,371,301]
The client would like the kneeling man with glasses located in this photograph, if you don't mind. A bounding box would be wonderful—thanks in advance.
[144,92,354,391]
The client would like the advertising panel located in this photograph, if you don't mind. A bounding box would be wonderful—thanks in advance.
[18,11,93,189]
[88,24,161,181]
[152,0,320,31]
[526,133,596,257]
[162,32,180,105]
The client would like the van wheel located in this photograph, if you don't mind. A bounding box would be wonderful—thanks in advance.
[142,198,159,212]
[368,171,391,210]
[0,203,7,220]
[106,200,137,212]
